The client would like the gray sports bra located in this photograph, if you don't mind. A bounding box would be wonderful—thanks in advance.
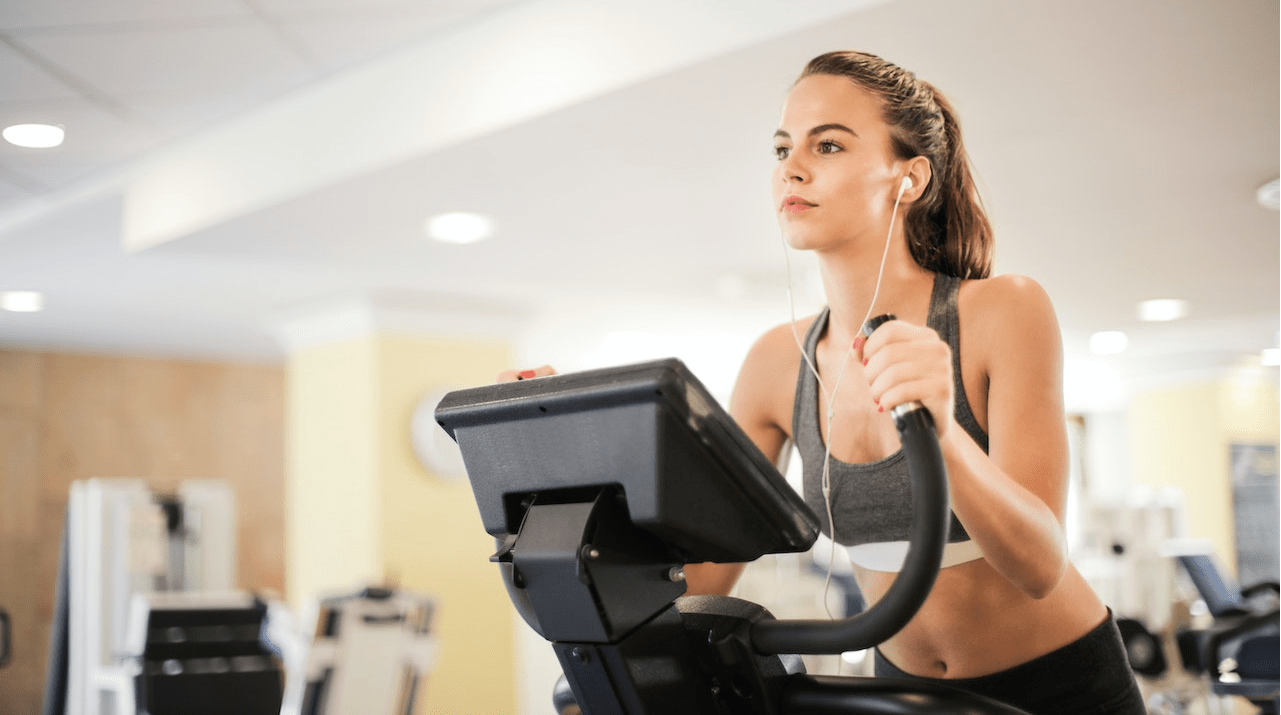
[791,273,990,571]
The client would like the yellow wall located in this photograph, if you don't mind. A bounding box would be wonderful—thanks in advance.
[1128,369,1279,571]
[285,337,382,608]
[376,335,516,715]
[285,333,516,714]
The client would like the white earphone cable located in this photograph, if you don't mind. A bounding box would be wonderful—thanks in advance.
[780,178,909,625]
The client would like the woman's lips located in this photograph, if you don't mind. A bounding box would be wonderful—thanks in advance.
[783,197,816,214]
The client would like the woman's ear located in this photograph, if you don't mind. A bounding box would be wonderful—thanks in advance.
[902,156,932,202]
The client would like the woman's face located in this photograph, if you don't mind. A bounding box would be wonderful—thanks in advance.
[772,74,904,252]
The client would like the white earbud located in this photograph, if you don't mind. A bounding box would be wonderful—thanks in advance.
[899,176,914,195]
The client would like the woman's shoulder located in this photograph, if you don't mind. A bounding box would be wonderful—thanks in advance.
[730,315,818,428]
[742,314,822,370]
[956,273,1062,362]
[959,272,1052,305]
[958,273,1057,325]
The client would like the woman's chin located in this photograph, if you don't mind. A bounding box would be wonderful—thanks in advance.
[782,233,823,252]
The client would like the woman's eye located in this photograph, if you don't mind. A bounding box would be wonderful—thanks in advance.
[817,140,842,154]
[774,145,791,160]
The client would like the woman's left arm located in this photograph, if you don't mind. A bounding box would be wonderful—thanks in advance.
[862,275,1070,598]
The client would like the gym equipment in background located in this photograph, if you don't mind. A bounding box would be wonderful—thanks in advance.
[43,478,283,715]
[123,591,283,715]
[1115,601,1209,715]
[293,587,438,715]
[437,355,1029,714]
[1172,544,1279,713]
[1113,537,1280,715]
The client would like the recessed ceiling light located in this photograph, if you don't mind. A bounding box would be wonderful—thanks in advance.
[3,124,64,149]
[1,291,43,312]
[424,212,495,245]
[1257,179,1280,210]
[1138,298,1188,322]
[1089,331,1128,356]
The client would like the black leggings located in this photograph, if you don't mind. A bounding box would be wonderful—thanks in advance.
[873,612,1146,714]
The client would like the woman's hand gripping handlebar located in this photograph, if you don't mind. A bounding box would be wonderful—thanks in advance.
[749,314,950,656]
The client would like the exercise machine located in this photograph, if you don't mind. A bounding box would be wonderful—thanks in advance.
[1172,543,1278,713]
[292,587,438,715]
[43,482,440,715]
[1110,536,1279,714]
[44,479,284,715]
[436,351,1029,714]
[123,591,283,715]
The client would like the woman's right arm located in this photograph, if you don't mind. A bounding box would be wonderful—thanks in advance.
[684,325,799,595]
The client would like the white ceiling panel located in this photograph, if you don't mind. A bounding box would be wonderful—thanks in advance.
[282,7,513,73]
[0,176,38,208]
[0,40,82,102]
[19,20,319,98]
[255,0,517,18]
[0,0,252,31]
[0,151,161,192]
[118,91,267,139]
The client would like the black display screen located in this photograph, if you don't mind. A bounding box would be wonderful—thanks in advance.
[435,358,819,563]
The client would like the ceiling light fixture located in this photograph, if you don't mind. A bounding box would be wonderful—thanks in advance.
[1089,331,1128,356]
[1138,298,1188,322]
[1,291,44,312]
[3,124,64,149]
[424,212,495,245]
[1257,179,1280,210]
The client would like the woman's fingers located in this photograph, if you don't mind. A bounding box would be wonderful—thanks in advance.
[861,322,953,433]
[496,365,558,383]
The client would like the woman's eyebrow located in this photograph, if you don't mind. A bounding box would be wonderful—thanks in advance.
[809,123,859,138]
[773,123,859,140]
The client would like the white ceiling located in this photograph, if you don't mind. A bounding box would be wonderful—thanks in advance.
[0,0,1276,408]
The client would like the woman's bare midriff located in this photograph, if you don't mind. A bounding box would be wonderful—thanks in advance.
[858,558,1108,679]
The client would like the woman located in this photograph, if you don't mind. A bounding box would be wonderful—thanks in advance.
[698,50,1143,713]
[506,51,1144,713]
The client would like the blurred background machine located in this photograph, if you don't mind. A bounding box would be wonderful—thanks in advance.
[290,587,437,715]
[41,477,439,715]
[43,478,282,715]
[1080,488,1278,714]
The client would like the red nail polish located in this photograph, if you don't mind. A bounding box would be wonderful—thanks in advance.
[878,405,884,413]
[862,358,869,366]
[852,337,864,350]
[519,369,537,379]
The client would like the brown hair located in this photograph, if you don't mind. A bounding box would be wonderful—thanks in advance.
[799,51,993,279]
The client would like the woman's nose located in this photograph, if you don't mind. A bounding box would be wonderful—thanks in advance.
[779,156,807,183]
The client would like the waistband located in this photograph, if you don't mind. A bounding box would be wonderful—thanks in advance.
[873,610,1142,713]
